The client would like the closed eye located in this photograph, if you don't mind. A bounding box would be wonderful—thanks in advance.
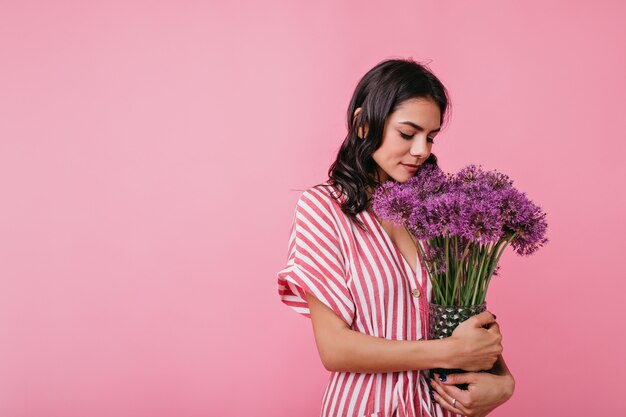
[400,132,435,143]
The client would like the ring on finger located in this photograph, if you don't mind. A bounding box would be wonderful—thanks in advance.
[433,379,456,409]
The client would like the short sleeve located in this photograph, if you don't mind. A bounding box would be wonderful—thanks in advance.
[277,187,356,327]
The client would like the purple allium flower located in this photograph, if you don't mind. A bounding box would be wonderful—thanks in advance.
[498,187,533,230]
[372,162,548,305]
[451,164,512,191]
[509,203,549,256]
[405,163,449,199]
[497,187,549,255]
[423,193,455,237]
[373,164,449,234]
[405,200,431,240]
[448,191,504,244]
[374,163,548,250]
[423,245,447,274]
[372,181,415,227]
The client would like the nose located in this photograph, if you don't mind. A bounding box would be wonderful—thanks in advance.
[409,135,431,160]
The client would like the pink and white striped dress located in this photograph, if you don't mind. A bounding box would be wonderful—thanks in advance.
[277,182,463,417]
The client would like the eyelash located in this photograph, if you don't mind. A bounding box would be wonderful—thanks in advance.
[400,132,435,143]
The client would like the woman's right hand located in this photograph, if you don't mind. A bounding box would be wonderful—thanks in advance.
[447,311,502,372]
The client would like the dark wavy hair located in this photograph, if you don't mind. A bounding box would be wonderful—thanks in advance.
[316,57,452,231]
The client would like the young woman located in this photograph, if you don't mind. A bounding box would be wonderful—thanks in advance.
[277,58,515,417]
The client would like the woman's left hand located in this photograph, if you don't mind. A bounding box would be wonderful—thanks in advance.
[429,370,515,417]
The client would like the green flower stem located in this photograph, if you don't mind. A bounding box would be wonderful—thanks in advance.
[481,242,494,302]
[452,235,460,303]
[453,235,461,302]
[463,242,478,305]
[478,233,517,304]
[467,243,479,305]
[409,233,428,273]
[415,238,443,302]
[445,234,450,302]
[461,252,468,298]
[461,244,471,304]
[472,242,491,305]
[479,242,491,303]
[452,237,472,305]
[479,242,499,303]
[480,239,506,299]
[416,230,518,306]
[404,232,441,299]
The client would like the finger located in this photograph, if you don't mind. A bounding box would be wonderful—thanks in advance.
[439,382,471,401]
[431,382,469,416]
[436,371,476,386]
[487,321,501,334]
[430,377,465,408]
[472,311,496,327]
[434,373,471,404]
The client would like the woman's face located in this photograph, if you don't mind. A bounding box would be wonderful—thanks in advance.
[356,97,441,183]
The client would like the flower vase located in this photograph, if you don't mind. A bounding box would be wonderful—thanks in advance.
[428,301,487,390]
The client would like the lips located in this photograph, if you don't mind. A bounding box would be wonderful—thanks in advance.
[401,163,419,173]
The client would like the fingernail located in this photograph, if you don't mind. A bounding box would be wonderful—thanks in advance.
[430,390,435,399]
[439,374,447,382]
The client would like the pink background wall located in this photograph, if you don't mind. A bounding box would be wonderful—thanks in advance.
[1,1,624,416]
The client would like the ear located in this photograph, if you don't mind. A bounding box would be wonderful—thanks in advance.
[352,107,369,139]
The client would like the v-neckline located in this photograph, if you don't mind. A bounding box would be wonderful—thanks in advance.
[367,210,418,279]
[321,180,420,279]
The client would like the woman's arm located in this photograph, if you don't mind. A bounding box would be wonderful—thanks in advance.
[306,291,453,372]
[491,354,514,380]
[491,353,516,400]
[429,311,515,416]
[305,291,500,373]
[430,355,515,417]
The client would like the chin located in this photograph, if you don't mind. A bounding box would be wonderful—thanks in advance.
[389,176,409,184]
[395,172,414,183]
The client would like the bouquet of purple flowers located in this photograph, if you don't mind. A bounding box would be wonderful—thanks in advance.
[372,164,548,306]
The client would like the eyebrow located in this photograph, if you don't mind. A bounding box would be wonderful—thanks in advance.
[398,121,441,133]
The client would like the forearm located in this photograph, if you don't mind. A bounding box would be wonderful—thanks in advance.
[325,328,455,373]
[490,354,511,377]
[489,354,515,399]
